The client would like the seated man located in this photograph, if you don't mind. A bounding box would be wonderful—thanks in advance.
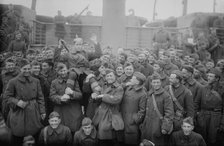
[170,117,206,146]
[73,117,97,146]
[38,111,72,146]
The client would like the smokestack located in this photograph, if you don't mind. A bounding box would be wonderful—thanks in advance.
[31,0,37,11]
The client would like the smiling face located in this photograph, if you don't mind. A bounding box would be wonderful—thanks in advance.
[49,117,61,129]
[58,66,68,78]
[182,122,194,135]
[5,62,15,72]
[31,65,41,76]
[151,79,162,90]
[116,66,124,76]
[21,64,31,77]
[124,65,134,77]
[105,72,116,84]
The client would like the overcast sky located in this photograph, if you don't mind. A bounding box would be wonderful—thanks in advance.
[0,0,223,20]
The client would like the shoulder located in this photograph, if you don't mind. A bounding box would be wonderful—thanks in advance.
[51,78,59,85]
[61,125,71,133]
[191,131,204,140]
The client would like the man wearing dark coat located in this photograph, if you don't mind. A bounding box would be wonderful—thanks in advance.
[165,70,194,131]
[3,59,45,146]
[170,117,206,146]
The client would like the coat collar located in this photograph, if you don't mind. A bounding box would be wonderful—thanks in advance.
[129,84,144,91]
[58,76,68,84]
[17,73,33,83]
[48,124,64,135]
[148,87,164,95]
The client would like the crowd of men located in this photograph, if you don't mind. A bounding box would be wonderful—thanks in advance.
[0,18,224,146]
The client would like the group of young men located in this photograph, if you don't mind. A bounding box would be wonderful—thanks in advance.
[0,25,224,146]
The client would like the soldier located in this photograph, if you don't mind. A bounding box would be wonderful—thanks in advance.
[92,69,124,146]
[121,72,147,145]
[195,68,224,146]
[165,70,194,131]
[138,53,154,77]
[170,117,206,146]
[38,111,72,146]
[181,65,203,102]
[7,31,26,57]
[3,59,45,146]
[141,73,174,146]
[1,58,20,120]
[73,117,97,146]
[194,64,208,86]
[49,63,83,134]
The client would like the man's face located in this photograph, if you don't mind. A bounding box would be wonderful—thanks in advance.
[206,62,214,70]
[138,54,146,63]
[151,79,162,90]
[119,55,126,63]
[82,125,93,136]
[193,69,201,79]
[153,64,161,72]
[207,73,216,84]
[15,33,21,40]
[116,66,124,76]
[216,60,224,72]
[5,62,15,72]
[182,68,191,80]
[162,55,170,63]
[46,50,54,59]
[182,122,194,135]
[124,65,134,77]
[49,117,61,129]
[169,51,176,59]
[169,74,179,86]
[148,55,154,64]
[41,62,50,74]
[58,67,68,78]
[21,64,31,77]
[188,57,195,65]
[105,72,116,84]
[26,54,36,61]
[60,49,68,56]
[31,65,40,76]
[99,65,106,75]
[36,54,43,62]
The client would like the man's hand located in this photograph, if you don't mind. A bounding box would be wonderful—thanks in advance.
[85,74,95,82]
[61,94,70,102]
[96,94,104,99]
[161,129,167,134]
[91,93,98,99]
[65,87,74,95]
[17,100,28,109]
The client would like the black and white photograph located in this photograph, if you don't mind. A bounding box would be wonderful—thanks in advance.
[0,0,224,146]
